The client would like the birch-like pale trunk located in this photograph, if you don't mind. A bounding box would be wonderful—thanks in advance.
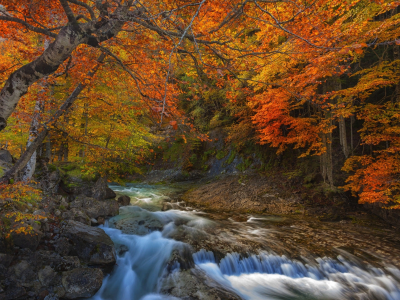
[21,96,44,182]
[0,3,131,132]
[1,54,105,183]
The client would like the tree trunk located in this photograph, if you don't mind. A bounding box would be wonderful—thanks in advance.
[339,115,349,158]
[0,54,105,183]
[0,4,128,132]
[0,25,88,131]
[45,136,52,162]
[395,44,400,103]
[21,96,44,182]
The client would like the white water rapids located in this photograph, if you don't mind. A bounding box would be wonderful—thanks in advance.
[88,183,400,300]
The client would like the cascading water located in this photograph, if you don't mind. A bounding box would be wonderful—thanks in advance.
[89,183,400,300]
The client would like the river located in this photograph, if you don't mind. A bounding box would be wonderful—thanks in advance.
[89,183,400,300]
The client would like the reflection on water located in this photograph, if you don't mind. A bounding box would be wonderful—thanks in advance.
[89,183,400,300]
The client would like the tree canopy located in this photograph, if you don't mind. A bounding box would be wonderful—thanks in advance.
[1,0,400,207]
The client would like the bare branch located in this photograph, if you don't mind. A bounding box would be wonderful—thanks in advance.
[59,0,77,23]
[67,0,96,20]
[0,15,57,38]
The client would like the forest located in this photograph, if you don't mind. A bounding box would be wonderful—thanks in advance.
[0,1,400,299]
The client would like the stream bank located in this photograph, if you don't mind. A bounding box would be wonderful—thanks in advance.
[91,182,400,300]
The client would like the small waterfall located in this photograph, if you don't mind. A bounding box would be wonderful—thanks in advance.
[193,250,400,300]
[91,183,400,300]
[89,226,181,300]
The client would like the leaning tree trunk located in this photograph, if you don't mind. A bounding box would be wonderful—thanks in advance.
[21,95,44,182]
[0,3,129,132]
[0,54,105,183]
[0,25,88,131]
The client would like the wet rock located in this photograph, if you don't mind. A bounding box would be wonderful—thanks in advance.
[61,220,116,267]
[92,177,116,200]
[82,197,119,219]
[62,208,91,226]
[162,202,173,211]
[159,268,241,300]
[116,244,129,256]
[38,266,55,286]
[61,268,103,299]
[166,247,195,272]
[108,207,163,235]
[117,195,131,206]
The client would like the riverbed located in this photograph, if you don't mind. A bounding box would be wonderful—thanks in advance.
[88,183,400,300]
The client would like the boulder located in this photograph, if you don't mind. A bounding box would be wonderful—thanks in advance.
[117,195,131,206]
[10,225,43,251]
[62,208,91,226]
[92,177,116,200]
[38,266,56,286]
[108,207,163,235]
[159,268,241,300]
[61,220,116,267]
[81,196,119,219]
[54,237,72,256]
[61,268,103,299]
[68,195,119,220]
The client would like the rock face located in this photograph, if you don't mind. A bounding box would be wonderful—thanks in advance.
[92,177,116,200]
[62,220,116,267]
[118,195,131,206]
[62,268,103,299]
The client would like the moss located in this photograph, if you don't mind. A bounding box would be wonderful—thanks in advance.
[0,167,3,177]
[236,157,252,172]
[48,164,58,172]
[224,150,236,166]
[216,150,228,160]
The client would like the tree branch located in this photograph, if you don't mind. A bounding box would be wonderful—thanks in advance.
[0,15,57,38]
[59,0,77,23]
[67,0,96,20]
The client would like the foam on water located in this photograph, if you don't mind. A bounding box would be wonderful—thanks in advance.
[90,183,400,300]
[193,249,400,300]
[89,226,184,300]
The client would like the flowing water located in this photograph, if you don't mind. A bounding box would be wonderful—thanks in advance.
[89,183,400,300]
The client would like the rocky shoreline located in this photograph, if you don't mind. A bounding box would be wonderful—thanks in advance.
[0,169,130,300]
[1,147,400,300]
